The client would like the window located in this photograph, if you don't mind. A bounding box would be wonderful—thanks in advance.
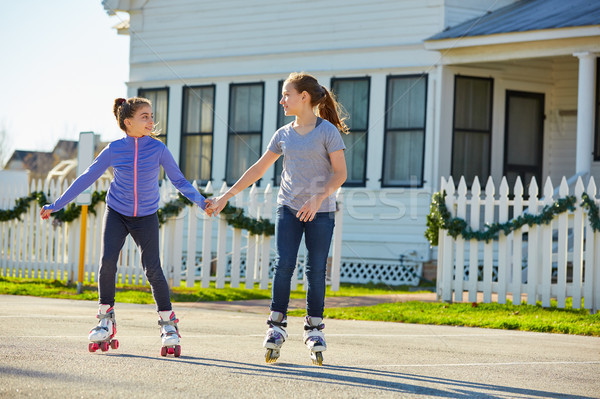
[181,85,215,183]
[138,88,169,144]
[273,80,295,186]
[332,77,370,186]
[451,76,493,185]
[382,75,427,187]
[226,83,264,185]
[594,58,600,160]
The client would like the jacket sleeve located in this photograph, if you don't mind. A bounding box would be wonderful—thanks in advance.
[159,146,207,210]
[44,145,112,212]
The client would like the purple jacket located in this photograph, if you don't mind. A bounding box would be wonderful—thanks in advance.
[44,135,206,217]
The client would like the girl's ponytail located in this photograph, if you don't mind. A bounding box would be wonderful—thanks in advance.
[285,72,349,135]
[317,86,349,135]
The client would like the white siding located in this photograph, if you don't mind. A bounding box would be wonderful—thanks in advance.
[127,0,446,81]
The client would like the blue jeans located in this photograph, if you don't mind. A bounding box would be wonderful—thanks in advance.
[270,205,335,318]
[99,206,172,311]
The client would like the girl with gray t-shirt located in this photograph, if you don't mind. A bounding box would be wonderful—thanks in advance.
[206,72,348,366]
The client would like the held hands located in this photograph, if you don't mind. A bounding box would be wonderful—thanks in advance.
[296,195,324,222]
[204,195,229,217]
[40,205,53,220]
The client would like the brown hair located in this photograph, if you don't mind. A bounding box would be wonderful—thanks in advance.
[284,72,349,134]
[113,97,155,134]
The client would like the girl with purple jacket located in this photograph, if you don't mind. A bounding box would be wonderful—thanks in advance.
[41,97,208,356]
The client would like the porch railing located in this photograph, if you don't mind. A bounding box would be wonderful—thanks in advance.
[436,175,600,313]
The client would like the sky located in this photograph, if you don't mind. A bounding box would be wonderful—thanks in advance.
[0,0,130,163]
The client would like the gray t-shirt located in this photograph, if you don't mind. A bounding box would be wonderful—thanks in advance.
[268,118,346,212]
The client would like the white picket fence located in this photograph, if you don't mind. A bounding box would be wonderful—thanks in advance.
[0,178,344,291]
[437,175,600,312]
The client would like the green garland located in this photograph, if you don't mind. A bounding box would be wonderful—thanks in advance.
[0,189,275,236]
[425,190,600,246]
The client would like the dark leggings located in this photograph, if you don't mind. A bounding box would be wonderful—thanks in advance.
[98,206,171,311]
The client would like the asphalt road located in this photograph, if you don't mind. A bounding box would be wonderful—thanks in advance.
[1,295,599,398]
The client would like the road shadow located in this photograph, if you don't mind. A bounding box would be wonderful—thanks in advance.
[111,354,594,398]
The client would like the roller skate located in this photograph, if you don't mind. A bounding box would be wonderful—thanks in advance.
[304,316,326,366]
[263,311,287,364]
[158,310,181,357]
[88,304,118,353]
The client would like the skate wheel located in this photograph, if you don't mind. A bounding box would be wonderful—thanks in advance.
[110,339,119,350]
[265,349,278,364]
[100,341,110,352]
[311,352,323,366]
[88,342,98,353]
[161,346,168,357]
[167,347,175,355]
[174,345,181,357]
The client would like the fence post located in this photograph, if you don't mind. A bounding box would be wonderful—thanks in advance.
[216,182,228,288]
[526,178,539,305]
[230,193,242,288]
[245,184,258,289]
[482,176,495,303]
[572,177,585,309]
[556,177,569,308]
[583,177,596,311]
[201,181,214,288]
[468,177,481,303]
[540,178,554,307]
[511,177,524,305]
[441,176,455,302]
[454,178,467,302]
[259,184,273,290]
[497,177,509,304]
[331,188,344,292]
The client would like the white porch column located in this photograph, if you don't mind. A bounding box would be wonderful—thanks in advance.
[167,84,183,163]
[574,52,597,175]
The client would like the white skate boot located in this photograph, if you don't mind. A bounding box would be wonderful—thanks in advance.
[88,304,118,353]
[304,316,326,366]
[263,311,287,364]
[158,310,181,357]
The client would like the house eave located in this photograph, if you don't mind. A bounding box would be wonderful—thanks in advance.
[424,25,600,51]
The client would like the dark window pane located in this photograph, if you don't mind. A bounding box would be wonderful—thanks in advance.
[182,86,214,182]
[383,130,424,186]
[333,79,369,131]
[139,88,168,138]
[383,76,427,186]
[230,84,263,132]
[182,135,212,182]
[341,131,367,184]
[454,77,492,131]
[226,134,261,183]
[273,81,294,186]
[386,77,426,130]
[184,87,214,134]
[227,83,264,185]
[451,76,493,184]
[452,131,490,185]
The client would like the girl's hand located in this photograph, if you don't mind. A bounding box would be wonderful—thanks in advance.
[40,205,53,220]
[204,199,215,217]
[296,195,324,222]
[208,195,229,217]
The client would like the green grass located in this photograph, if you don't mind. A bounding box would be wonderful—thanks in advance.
[0,277,421,304]
[288,301,600,336]
[3,276,596,336]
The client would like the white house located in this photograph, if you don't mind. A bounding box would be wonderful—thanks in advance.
[101,0,600,284]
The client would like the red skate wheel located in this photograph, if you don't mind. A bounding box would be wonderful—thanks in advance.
[88,343,98,353]
[100,341,110,352]
[110,339,119,350]
[161,346,167,357]
[167,347,175,355]
[174,345,181,357]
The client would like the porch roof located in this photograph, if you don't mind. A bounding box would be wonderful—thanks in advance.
[428,0,600,41]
